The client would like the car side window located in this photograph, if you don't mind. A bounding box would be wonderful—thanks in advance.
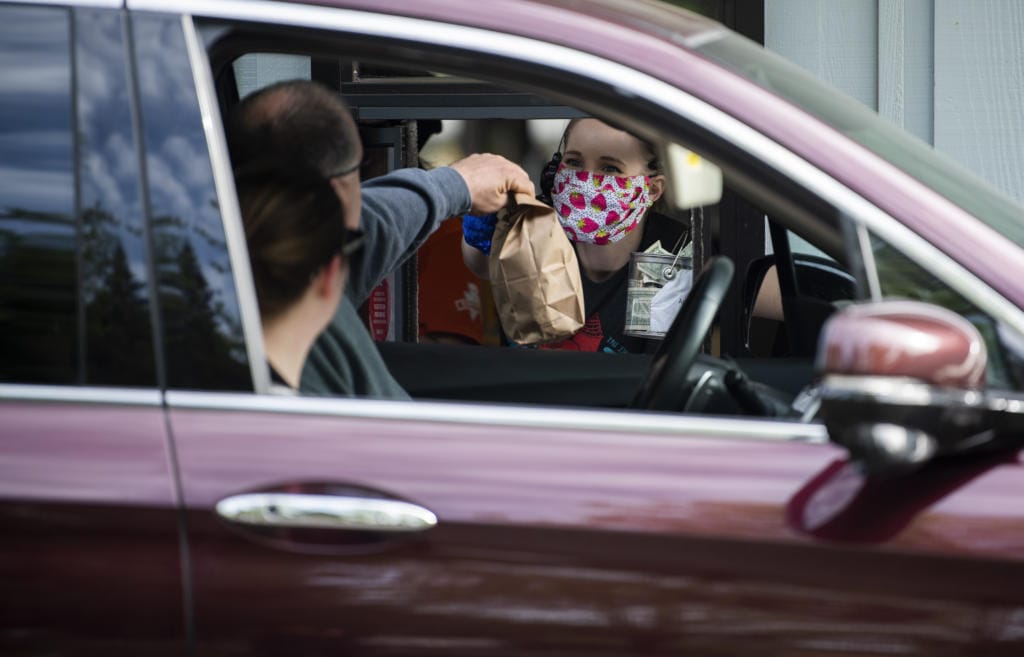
[0,6,76,384]
[871,231,1023,389]
[76,8,158,386]
[0,6,160,387]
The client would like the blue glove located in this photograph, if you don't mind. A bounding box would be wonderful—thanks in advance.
[462,212,498,255]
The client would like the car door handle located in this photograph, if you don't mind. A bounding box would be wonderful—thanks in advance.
[215,493,437,533]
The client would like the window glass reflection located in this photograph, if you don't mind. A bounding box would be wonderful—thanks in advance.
[871,232,1020,390]
[132,13,249,390]
[0,6,76,384]
[76,8,157,386]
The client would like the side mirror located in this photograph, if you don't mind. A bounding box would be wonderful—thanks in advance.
[816,300,992,473]
[664,143,723,210]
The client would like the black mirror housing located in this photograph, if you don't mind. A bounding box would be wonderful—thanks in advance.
[816,301,1001,473]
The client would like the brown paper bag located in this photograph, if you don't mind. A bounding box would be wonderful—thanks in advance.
[489,193,585,345]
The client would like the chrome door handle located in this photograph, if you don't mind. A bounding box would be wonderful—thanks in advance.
[215,493,437,533]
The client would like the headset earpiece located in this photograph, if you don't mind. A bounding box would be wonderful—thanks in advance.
[538,151,562,205]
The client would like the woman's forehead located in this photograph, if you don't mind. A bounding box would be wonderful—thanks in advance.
[565,119,648,160]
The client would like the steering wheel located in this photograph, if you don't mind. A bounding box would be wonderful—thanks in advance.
[631,256,735,412]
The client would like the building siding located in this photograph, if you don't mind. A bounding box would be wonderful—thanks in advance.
[934,0,1024,203]
[766,0,1024,204]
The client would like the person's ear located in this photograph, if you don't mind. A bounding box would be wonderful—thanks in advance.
[648,175,666,203]
[313,255,344,298]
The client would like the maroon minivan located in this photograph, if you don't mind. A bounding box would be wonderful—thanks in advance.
[3,0,1024,655]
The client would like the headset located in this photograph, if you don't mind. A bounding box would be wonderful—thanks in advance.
[538,126,569,205]
[537,151,562,205]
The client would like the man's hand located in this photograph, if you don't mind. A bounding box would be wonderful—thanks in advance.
[451,153,535,215]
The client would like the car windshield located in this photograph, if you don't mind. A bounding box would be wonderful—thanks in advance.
[696,32,1024,248]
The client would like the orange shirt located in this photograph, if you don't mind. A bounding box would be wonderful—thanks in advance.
[417,217,484,344]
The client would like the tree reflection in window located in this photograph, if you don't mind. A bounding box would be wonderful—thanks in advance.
[75,8,157,386]
[132,13,249,390]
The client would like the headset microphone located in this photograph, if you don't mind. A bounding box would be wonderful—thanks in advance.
[538,151,562,205]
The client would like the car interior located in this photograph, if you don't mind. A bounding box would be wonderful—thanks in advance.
[202,23,864,418]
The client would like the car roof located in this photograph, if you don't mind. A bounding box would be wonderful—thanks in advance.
[280,0,725,68]
[285,0,722,43]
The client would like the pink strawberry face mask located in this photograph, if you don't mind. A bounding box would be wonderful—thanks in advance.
[550,166,652,244]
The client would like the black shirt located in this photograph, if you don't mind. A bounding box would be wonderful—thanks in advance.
[269,363,290,387]
[537,212,686,354]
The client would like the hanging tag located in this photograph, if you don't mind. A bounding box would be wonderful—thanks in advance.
[625,250,693,338]
[650,268,693,333]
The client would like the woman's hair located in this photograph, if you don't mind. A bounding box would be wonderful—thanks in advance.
[235,162,347,321]
[562,118,663,174]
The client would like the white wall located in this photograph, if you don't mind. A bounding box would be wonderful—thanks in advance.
[766,0,1024,204]
[233,54,310,99]
[934,1,1024,202]
[765,0,879,110]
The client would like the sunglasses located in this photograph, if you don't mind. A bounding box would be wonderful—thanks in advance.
[328,156,363,179]
[329,160,365,259]
[340,227,366,258]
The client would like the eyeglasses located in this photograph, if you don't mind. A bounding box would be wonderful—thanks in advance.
[328,157,362,179]
[340,227,366,258]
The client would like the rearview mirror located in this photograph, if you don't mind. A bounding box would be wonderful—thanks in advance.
[816,300,1000,473]
[664,143,723,209]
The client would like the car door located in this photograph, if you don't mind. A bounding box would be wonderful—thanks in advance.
[0,5,184,654]
[151,3,1024,656]
[170,397,1024,657]
[171,390,851,655]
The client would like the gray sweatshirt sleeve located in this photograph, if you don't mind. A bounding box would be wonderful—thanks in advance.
[345,166,472,303]
[300,165,470,399]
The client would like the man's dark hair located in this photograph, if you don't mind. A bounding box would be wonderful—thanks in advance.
[227,79,361,177]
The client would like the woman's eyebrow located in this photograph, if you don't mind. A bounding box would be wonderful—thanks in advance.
[563,150,627,166]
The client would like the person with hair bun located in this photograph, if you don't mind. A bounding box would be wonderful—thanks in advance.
[235,161,365,390]
[463,117,686,353]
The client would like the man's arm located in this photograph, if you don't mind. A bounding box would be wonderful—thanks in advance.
[303,155,532,399]
[347,166,471,304]
[347,154,534,303]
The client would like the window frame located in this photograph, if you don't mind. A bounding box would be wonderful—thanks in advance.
[177,2,1024,407]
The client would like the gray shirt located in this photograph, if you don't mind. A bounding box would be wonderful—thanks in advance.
[301,166,471,398]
